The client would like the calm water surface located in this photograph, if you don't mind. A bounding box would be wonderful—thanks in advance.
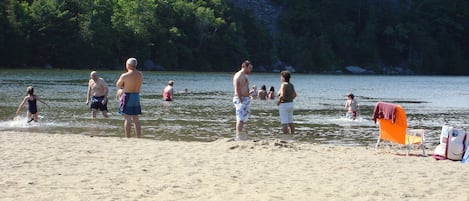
[1,70,468,147]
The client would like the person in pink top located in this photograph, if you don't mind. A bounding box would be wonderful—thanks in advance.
[162,80,174,101]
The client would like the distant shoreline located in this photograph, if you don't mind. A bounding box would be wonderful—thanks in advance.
[2,67,469,76]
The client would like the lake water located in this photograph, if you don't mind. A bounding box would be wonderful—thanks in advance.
[1,69,468,147]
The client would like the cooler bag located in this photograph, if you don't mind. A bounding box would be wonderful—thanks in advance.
[433,126,467,161]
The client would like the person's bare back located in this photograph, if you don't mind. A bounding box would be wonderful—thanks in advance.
[116,58,143,138]
[116,58,143,93]
[117,71,142,93]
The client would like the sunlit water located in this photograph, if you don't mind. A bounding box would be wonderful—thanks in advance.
[1,70,468,147]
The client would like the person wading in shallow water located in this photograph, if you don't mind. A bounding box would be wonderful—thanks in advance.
[16,86,50,123]
[116,58,143,138]
[86,71,109,118]
[232,60,253,141]
[344,93,359,120]
[162,80,174,101]
[277,70,297,134]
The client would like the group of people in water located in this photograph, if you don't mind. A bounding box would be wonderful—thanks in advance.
[15,58,359,141]
[15,58,144,138]
[232,60,298,140]
[249,85,276,100]
[232,60,360,141]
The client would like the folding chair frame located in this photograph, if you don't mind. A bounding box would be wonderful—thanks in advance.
[375,128,426,156]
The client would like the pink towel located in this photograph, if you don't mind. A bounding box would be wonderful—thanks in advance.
[372,102,396,123]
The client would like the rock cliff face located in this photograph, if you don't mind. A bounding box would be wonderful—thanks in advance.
[228,0,283,38]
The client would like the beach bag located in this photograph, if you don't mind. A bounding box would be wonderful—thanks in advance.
[432,126,467,161]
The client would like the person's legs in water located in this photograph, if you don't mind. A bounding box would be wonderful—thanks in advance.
[281,124,289,134]
[236,121,248,140]
[124,114,132,138]
[26,111,33,123]
[281,123,295,134]
[101,110,108,118]
[132,115,141,138]
[236,121,243,135]
[91,109,97,118]
[279,102,295,134]
[288,123,295,134]
[233,96,250,140]
[100,100,109,118]
[33,113,39,122]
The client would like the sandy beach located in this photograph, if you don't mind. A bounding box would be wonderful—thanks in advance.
[1,131,468,201]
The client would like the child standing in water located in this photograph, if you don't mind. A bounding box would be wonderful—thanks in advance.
[16,86,50,123]
[249,85,258,99]
[344,93,359,120]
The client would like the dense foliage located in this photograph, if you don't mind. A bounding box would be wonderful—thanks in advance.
[275,0,468,74]
[0,0,467,74]
[0,0,271,71]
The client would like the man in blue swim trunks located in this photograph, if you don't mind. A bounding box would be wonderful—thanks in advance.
[232,60,253,141]
[86,71,109,118]
[116,58,143,138]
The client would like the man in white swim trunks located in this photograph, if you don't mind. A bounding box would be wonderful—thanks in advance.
[232,60,253,140]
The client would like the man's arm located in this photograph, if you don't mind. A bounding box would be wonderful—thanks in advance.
[102,78,109,103]
[292,86,297,99]
[86,80,92,104]
[235,78,243,103]
[277,83,286,105]
[116,74,124,89]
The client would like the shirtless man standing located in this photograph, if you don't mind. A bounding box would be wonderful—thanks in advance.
[86,71,109,118]
[116,58,143,138]
[232,60,253,140]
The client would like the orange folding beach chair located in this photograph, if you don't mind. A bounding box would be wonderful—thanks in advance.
[373,102,426,156]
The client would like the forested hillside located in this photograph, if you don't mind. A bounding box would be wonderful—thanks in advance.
[0,0,467,74]
[273,0,468,74]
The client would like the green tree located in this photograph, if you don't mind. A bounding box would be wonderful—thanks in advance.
[79,0,116,68]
